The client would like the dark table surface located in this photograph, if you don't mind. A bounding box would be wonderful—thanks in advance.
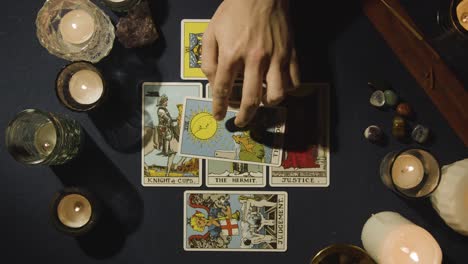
[1,0,467,263]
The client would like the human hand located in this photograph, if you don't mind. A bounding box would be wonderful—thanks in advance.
[202,0,300,127]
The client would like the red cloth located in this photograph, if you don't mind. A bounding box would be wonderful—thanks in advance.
[282,146,320,169]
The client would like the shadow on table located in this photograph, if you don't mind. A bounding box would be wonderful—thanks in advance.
[50,130,144,259]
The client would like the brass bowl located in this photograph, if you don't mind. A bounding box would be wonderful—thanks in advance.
[311,244,376,264]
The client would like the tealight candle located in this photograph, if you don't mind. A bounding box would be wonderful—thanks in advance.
[380,149,440,198]
[51,188,100,236]
[361,211,442,264]
[457,0,468,31]
[431,158,468,235]
[34,121,57,156]
[59,9,95,45]
[56,62,106,111]
[69,70,104,105]
[102,0,141,12]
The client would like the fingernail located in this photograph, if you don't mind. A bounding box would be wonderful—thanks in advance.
[234,118,247,128]
[214,113,224,120]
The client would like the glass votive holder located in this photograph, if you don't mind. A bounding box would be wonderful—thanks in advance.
[36,0,115,63]
[379,148,441,198]
[56,62,106,111]
[50,187,100,236]
[101,0,141,13]
[311,244,376,264]
[5,109,82,165]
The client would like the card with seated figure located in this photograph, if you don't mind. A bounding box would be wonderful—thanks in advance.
[270,83,330,187]
[180,19,210,80]
[205,83,267,187]
[142,82,203,187]
[178,97,286,167]
[184,190,288,251]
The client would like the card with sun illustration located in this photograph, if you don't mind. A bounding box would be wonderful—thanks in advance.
[181,19,210,80]
[142,82,203,187]
[205,84,266,188]
[178,97,286,167]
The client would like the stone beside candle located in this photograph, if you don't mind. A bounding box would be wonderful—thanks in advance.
[56,62,106,111]
[51,188,100,236]
[361,211,442,264]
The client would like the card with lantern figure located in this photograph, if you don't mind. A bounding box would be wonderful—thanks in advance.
[204,83,267,188]
[184,190,288,251]
[178,97,286,167]
[141,82,203,187]
[180,19,209,80]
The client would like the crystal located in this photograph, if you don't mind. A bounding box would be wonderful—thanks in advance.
[370,90,386,107]
[392,116,406,139]
[364,125,383,142]
[411,124,430,144]
[396,103,412,117]
[384,90,399,107]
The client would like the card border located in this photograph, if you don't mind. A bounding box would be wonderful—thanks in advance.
[178,97,285,167]
[269,83,331,187]
[180,19,210,80]
[141,82,204,187]
[183,190,288,252]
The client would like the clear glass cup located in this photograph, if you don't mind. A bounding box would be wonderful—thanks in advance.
[380,149,441,198]
[36,0,115,63]
[101,0,141,13]
[56,61,107,111]
[5,109,82,165]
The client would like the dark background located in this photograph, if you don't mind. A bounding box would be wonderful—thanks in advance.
[1,0,467,263]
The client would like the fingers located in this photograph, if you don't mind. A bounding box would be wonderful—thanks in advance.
[212,53,240,120]
[235,58,266,127]
[265,61,287,106]
[201,23,218,85]
[289,48,301,89]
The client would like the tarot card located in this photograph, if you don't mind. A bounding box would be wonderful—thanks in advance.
[184,190,288,252]
[142,82,203,187]
[270,83,330,187]
[178,97,286,167]
[180,19,210,80]
[205,84,266,187]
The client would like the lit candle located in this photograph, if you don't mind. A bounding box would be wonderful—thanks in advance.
[34,121,57,156]
[68,69,104,105]
[457,0,468,31]
[361,211,442,264]
[391,154,424,189]
[431,158,468,235]
[59,9,95,45]
[57,193,93,228]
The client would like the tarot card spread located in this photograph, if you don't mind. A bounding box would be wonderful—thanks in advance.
[205,84,266,187]
[270,83,330,187]
[180,19,209,80]
[142,83,203,187]
[178,97,286,167]
[184,191,287,251]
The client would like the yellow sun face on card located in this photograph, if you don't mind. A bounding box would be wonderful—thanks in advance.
[190,112,217,140]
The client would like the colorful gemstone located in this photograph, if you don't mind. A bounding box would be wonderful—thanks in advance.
[370,90,386,107]
[364,125,383,142]
[396,103,412,117]
[384,90,399,107]
[392,116,406,139]
[411,125,430,143]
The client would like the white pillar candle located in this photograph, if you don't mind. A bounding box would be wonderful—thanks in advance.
[59,9,95,45]
[34,121,57,156]
[431,158,468,236]
[57,194,92,229]
[68,69,104,105]
[391,154,424,189]
[361,211,442,264]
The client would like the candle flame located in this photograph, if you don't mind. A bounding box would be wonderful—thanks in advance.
[72,23,78,29]
[462,13,468,23]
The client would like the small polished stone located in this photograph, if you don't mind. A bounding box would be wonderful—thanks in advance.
[411,124,430,143]
[392,116,406,139]
[364,125,383,142]
[384,90,399,107]
[396,103,412,117]
[370,90,386,107]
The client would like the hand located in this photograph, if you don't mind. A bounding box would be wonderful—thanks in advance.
[202,0,300,127]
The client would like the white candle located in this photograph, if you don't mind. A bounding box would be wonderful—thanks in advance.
[457,0,468,31]
[391,154,424,189]
[362,211,442,264]
[59,9,95,45]
[57,194,92,228]
[34,121,57,156]
[431,158,468,236]
[108,0,127,2]
[69,69,104,105]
